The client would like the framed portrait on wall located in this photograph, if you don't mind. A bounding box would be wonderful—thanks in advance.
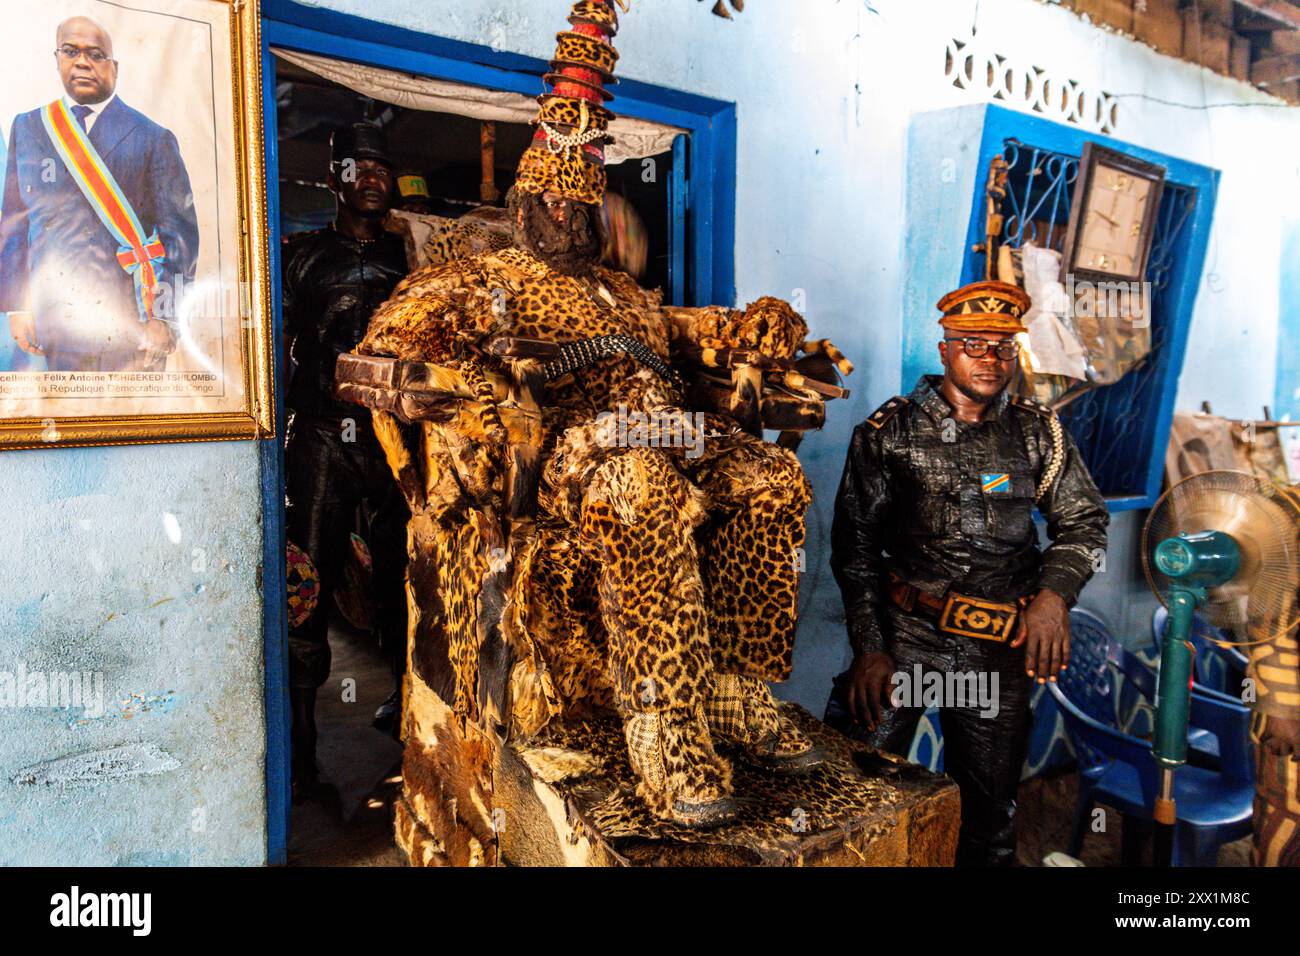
[0,0,272,449]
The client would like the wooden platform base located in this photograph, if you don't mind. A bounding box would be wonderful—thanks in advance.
[394,673,959,866]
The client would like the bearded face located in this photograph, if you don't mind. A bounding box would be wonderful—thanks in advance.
[939,331,1018,404]
[509,188,605,277]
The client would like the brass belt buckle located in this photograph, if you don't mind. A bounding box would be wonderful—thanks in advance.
[937,592,1018,642]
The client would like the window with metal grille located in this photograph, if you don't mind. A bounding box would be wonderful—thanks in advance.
[989,138,1199,505]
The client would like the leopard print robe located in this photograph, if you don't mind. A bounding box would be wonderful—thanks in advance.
[358,247,811,734]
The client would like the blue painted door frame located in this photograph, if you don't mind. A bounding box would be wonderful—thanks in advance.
[259,37,290,868]
[669,134,690,306]
[901,104,1219,513]
[257,0,738,863]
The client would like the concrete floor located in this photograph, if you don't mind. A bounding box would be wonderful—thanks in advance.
[287,632,1253,867]
[282,603,1250,868]
[288,618,405,867]
[1015,768,1250,867]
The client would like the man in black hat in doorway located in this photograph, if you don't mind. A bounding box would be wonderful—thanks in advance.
[281,122,410,800]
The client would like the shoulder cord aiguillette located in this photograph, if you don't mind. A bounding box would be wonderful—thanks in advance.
[1035,413,1065,504]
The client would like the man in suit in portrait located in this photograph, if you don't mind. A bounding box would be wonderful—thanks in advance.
[0,15,199,372]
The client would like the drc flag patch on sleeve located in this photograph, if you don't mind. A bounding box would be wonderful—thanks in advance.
[981,473,1010,494]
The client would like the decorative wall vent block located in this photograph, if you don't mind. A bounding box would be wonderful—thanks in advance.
[945,36,1121,134]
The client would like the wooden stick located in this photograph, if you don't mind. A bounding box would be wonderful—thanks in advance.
[480,121,501,204]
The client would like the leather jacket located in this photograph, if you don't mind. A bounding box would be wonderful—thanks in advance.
[830,375,1109,657]
[282,225,408,422]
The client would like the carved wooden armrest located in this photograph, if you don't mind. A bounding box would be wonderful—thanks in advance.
[336,352,501,409]
[336,348,546,521]
[672,341,852,447]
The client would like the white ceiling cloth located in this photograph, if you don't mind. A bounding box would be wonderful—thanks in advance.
[272,47,685,164]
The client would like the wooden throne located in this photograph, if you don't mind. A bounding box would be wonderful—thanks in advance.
[333,327,960,866]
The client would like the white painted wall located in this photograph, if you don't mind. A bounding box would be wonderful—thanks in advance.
[0,442,268,865]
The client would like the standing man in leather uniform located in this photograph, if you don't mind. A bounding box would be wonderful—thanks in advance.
[282,122,410,799]
[825,280,1108,866]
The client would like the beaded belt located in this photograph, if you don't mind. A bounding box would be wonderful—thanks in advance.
[540,333,685,394]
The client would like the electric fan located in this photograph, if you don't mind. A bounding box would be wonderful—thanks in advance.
[1141,470,1300,865]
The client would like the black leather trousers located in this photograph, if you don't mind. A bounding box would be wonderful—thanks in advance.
[825,604,1034,867]
[284,412,409,689]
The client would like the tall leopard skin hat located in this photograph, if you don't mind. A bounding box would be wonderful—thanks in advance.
[514,0,623,206]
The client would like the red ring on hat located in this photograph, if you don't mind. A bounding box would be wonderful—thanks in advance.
[547,73,614,102]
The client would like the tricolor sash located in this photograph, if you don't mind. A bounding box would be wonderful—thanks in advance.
[41,99,166,323]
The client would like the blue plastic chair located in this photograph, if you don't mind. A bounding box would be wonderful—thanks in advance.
[1052,609,1254,866]
[1070,609,1226,770]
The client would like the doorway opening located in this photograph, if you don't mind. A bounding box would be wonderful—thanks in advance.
[270,46,688,864]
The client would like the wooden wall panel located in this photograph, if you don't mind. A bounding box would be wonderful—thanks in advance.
[1183,4,1234,73]
[1267,29,1300,54]
[1231,34,1254,79]
[1072,0,1137,34]
[1134,0,1185,57]
[1200,0,1237,27]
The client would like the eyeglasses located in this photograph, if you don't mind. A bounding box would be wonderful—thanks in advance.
[943,337,1021,361]
[55,45,113,64]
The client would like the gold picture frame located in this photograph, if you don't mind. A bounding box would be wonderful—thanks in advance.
[0,0,273,449]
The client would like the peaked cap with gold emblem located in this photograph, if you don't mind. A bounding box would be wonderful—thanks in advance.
[936,280,1031,335]
[514,0,623,207]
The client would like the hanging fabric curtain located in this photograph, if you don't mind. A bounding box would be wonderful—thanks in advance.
[271,47,685,165]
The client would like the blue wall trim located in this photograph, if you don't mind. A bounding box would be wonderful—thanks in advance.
[260,38,290,867]
[706,104,738,308]
[902,103,1219,512]
[669,134,688,305]
[900,105,987,400]
[1277,219,1300,425]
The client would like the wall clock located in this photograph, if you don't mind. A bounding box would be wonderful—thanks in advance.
[1062,143,1166,284]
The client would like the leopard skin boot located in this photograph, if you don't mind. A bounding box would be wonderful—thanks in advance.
[706,673,826,775]
[624,705,737,827]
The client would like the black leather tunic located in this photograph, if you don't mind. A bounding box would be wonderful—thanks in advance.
[830,374,1109,658]
[281,226,409,421]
